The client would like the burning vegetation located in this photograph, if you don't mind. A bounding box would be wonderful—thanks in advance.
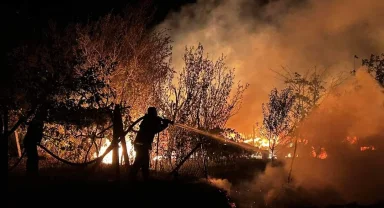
[4,0,384,208]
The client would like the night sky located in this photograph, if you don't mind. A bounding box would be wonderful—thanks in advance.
[1,0,196,66]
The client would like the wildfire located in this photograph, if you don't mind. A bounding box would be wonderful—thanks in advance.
[243,137,270,150]
[346,136,358,144]
[317,148,328,159]
[94,136,136,164]
[285,153,299,158]
[311,146,328,159]
[297,139,309,145]
[345,136,376,151]
[360,146,376,151]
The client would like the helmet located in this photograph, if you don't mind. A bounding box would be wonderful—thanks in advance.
[147,107,157,117]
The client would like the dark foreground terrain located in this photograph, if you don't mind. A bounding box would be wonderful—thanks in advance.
[9,172,384,208]
[8,159,384,208]
[8,173,233,208]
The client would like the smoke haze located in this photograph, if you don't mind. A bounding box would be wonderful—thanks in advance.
[292,69,384,204]
[158,1,384,206]
[203,70,384,207]
[159,0,384,133]
[298,69,384,152]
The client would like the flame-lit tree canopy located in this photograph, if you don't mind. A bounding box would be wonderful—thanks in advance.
[4,4,175,163]
[4,0,380,179]
[11,25,116,119]
[160,43,248,165]
[4,23,120,162]
[5,6,248,168]
[274,67,345,159]
[75,4,173,117]
[40,4,174,162]
[261,88,295,161]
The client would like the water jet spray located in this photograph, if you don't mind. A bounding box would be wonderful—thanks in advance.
[172,123,259,152]
[167,122,260,178]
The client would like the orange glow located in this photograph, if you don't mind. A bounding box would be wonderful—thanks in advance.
[243,137,270,150]
[311,146,327,159]
[311,147,317,158]
[285,153,299,158]
[346,136,358,144]
[318,148,328,159]
[360,146,376,151]
[93,135,136,164]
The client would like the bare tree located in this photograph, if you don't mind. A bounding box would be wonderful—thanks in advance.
[75,4,173,118]
[64,4,173,169]
[261,88,295,164]
[271,66,345,181]
[272,67,344,121]
[159,43,248,170]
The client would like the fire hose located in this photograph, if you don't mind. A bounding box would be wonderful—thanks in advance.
[8,117,176,171]
[8,150,26,172]
[7,121,140,171]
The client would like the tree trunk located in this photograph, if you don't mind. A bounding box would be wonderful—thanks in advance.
[3,106,8,140]
[112,133,120,179]
[84,137,95,163]
[3,106,8,173]
[201,143,208,179]
[14,131,21,157]
[0,111,3,137]
[288,138,298,183]
[120,136,130,168]
[112,104,125,178]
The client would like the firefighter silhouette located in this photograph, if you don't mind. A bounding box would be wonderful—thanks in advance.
[23,110,46,176]
[128,107,172,180]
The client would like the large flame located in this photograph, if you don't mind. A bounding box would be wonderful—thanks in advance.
[93,136,136,164]
[243,137,270,150]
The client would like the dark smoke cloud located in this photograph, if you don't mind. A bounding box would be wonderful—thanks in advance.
[159,0,384,133]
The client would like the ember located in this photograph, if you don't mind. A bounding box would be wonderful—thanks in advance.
[360,146,376,151]
[317,148,328,159]
[311,146,328,159]
[346,136,358,144]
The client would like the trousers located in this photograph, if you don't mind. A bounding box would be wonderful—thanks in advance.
[129,144,150,180]
[25,143,39,176]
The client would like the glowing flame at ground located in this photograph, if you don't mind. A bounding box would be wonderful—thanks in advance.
[361,146,376,151]
[285,153,299,158]
[317,148,328,159]
[243,137,269,150]
[346,136,358,144]
[311,146,328,159]
[94,136,136,164]
[345,136,376,152]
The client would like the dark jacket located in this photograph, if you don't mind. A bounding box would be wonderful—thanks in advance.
[134,114,168,149]
[23,119,44,146]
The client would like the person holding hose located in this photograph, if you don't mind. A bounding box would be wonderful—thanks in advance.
[128,107,173,180]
